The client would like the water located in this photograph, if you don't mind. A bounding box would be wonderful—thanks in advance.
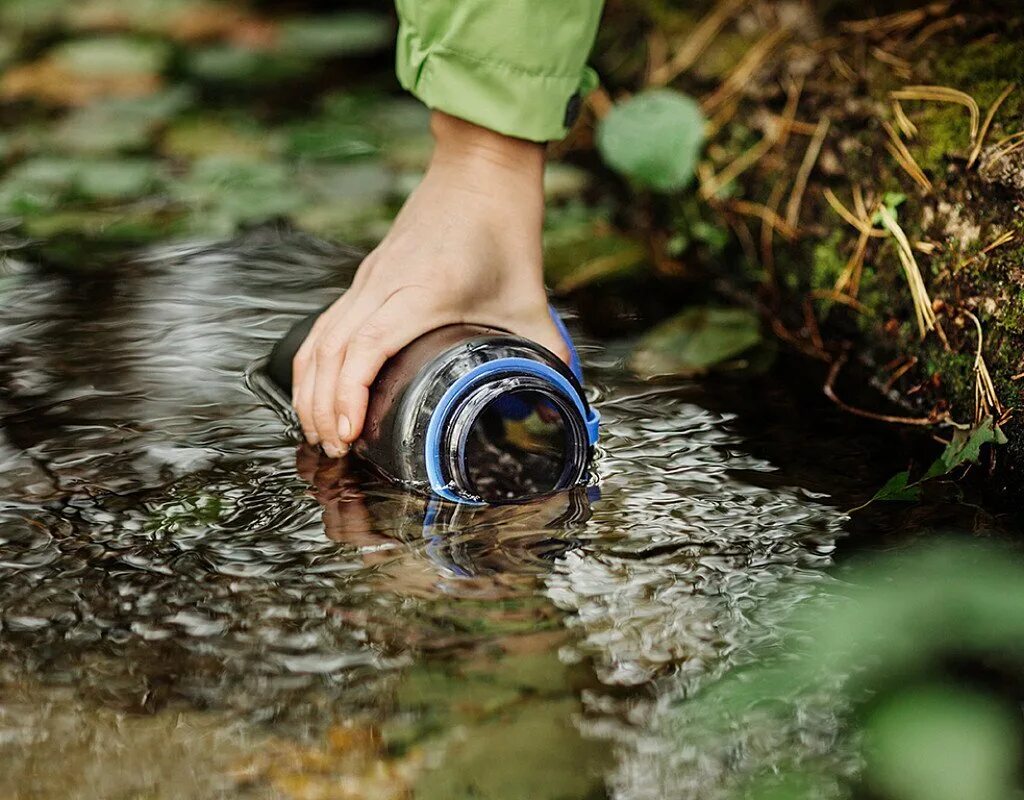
[0,230,1002,799]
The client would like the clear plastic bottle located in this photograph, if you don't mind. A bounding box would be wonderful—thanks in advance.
[262,307,599,504]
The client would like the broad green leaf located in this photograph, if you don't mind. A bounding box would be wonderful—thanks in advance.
[170,157,305,236]
[48,88,194,154]
[51,36,171,77]
[277,13,393,59]
[870,470,923,503]
[186,46,312,84]
[864,685,1019,800]
[629,307,762,378]
[923,416,1007,479]
[0,157,161,211]
[596,89,705,192]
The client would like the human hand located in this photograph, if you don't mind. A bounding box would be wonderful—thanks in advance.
[292,111,568,457]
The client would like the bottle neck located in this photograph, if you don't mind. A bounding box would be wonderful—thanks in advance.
[439,375,589,504]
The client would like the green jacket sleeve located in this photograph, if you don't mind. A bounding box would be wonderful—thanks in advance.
[395,0,604,142]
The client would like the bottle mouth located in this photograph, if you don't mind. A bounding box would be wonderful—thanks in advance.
[440,375,589,504]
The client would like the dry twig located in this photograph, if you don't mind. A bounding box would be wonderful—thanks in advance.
[824,354,949,427]
[967,83,1015,169]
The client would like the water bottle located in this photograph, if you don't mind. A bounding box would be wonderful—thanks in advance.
[260,305,599,505]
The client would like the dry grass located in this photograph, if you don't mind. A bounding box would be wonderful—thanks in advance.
[877,204,937,338]
[890,85,980,142]
[881,120,932,192]
[840,2,952,36]
[650,0,748,86]
[784,116,830,228]
[702,27,789,113]
[962,309,1005,423]
[967,83,1015,169]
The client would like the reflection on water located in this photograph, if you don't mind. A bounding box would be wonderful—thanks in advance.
[0,231,898,798]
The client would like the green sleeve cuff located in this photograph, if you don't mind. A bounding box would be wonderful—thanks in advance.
[394,0,604,142]
[397,29,594,142]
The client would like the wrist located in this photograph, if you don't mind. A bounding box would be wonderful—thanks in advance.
[429,111,546,183]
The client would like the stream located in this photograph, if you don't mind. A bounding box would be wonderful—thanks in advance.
[0,230,1011,799]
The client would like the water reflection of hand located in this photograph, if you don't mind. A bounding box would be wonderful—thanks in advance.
[296,442,593,595]
[294,443,379,546]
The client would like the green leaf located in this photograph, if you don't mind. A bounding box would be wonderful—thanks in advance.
[51,36,171,77]
[0,157,161,212]
[923,417,1007,479]
[185,46,313,85]
[0,0,68,35]
[864,685,1019,800]
[871,470,923,503]
[49,89,194,154]
[277,13,393,59]
[629,307,762,378]
[596,89,705,192]
[871,191,907,225]
[169,157,305,236]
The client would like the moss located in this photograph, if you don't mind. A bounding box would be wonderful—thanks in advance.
[809,230,846,291]
[934,39,1024,86]
[912,104,972,173]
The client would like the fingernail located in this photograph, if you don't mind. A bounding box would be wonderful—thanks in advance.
[323,442,341,458]
[337,414,351,442]
[305,431,319,445]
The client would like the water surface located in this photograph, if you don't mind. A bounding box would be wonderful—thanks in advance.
[0,231,990,799]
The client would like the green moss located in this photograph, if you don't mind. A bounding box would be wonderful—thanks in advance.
[912,105,971,173]
[935,40,1024,86]
[811,231,846,291]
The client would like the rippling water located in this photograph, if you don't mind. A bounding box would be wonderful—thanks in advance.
[0,231,960,798]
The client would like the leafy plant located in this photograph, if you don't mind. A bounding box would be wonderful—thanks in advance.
[596,88,706,192]
[871,416,1007,503]
[629,306,763,378]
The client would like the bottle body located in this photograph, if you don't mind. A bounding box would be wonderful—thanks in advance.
[265,309,598,504]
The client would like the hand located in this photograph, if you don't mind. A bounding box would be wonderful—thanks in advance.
[292,111,568,457]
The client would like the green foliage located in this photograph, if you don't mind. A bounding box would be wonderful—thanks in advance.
[869,417,1007,503]
[277,13,393,59]
[676,541,1024,799]
[51,36,171,76]
[629,306,763,378]
[596,88,706,192]
[864,685,1020,800]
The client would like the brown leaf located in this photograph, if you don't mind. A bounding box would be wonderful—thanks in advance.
[1,59,162,106]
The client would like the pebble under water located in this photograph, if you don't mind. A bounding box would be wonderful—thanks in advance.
[0,231,983,799]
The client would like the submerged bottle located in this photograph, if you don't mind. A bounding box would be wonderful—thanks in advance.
[262,306,599,505]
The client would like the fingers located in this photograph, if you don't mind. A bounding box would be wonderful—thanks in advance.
[334,295,439,444]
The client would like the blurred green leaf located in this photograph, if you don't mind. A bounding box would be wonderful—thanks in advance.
[596,89,705,192]
[630,307,762,378]
[49,88,194,154]
[169,157,305,236]
[51,36,171,76]
[185,46,312,84]
[285,119,378,163]
[277,13,392,59]
[0,157,162,212]
[0,0,68,35]
[864,685,1019,800]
